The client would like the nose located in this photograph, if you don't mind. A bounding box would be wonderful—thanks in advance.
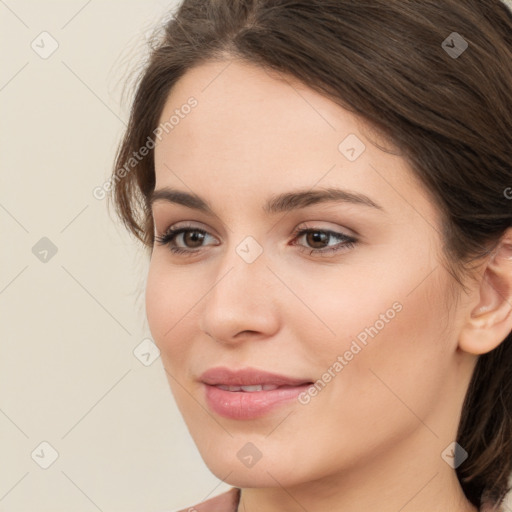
[199,248,280,345]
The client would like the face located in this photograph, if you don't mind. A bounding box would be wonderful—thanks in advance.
[146,59,476,489]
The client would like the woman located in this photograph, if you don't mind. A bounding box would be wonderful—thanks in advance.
[110,1,512,510]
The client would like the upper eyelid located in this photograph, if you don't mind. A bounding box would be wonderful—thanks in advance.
[156,216,357,234]
[158,222,351,235]
[158,224,356,246]
[150,193,378,240]
[157,227,356,261]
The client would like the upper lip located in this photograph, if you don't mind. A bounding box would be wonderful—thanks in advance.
[200,367,312,387]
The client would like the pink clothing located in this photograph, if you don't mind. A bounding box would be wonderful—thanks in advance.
[176,487,240,511]
[177,486,508,512]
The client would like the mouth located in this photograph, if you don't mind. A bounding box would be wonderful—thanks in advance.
[199,366,314,420]
[199,366,313,388]
[213,383,312,392]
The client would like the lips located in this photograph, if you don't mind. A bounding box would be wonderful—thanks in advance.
[200,366,314,420]
[199,366,312,388]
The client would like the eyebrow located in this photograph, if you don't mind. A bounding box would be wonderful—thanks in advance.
[148,186,384,215]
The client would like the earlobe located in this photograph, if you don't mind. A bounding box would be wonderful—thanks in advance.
[458,231,512,355]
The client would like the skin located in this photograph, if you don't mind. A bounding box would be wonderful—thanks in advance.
[146,58,512,512]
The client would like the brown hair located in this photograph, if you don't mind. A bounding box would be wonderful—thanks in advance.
[110,1,512,508]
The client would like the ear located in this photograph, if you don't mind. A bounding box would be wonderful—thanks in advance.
[458,229,512,355]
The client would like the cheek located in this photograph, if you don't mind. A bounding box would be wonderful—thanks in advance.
[145,258,191,359]
[289,251,453,417]
[333,240,445,360]
[341,287,451,439]
[145,256,215,386]
[145,259,169,343]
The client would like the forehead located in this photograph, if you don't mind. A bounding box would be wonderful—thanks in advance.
[153,59,439,229]
[156,58,364,158]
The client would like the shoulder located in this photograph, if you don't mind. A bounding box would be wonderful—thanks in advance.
[171,487,241,512]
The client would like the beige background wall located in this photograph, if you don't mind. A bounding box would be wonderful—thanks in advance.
[0,1,230,511]
[1,1,512,512]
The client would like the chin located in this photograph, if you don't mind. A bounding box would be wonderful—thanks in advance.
[201,449,312,489]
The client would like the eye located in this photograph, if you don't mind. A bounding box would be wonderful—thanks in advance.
[154,223,358,257]
[154,224,218,255]
[290,226,357,257]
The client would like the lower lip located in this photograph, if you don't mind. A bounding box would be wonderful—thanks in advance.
[203,383,312,420]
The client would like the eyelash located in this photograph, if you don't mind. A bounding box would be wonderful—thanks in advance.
[154,223,357,257]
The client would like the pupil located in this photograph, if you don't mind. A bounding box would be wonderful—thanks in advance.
[185,231,203,247]
[308,231,327,248]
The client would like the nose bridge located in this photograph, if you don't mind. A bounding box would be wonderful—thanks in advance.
[199,235,279,341]
[214,231,269,294]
